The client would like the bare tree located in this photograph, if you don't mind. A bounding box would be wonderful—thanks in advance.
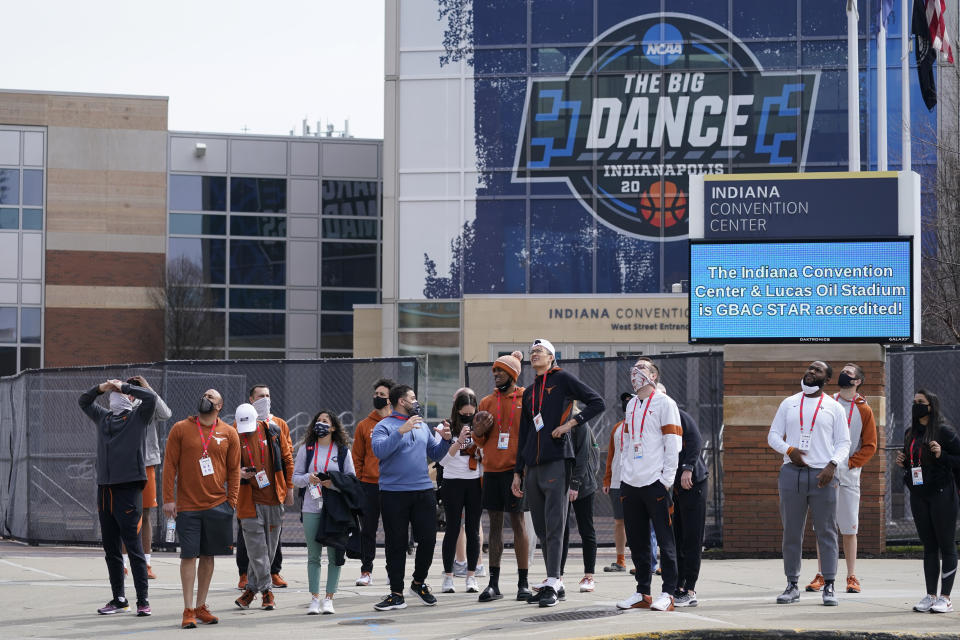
[150,256,223,359]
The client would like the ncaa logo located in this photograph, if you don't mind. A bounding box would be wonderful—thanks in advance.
[642,23,683,65]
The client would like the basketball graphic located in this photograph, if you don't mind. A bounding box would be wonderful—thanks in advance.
[638,180,687,228]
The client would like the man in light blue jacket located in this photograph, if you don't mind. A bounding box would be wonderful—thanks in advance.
[371,384,452,611]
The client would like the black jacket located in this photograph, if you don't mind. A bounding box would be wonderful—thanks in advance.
[79,383,158,486]
[569,422,599,497]
[675,408,709,487]
[516,367,605,473]
[901,423,960,493]
[315,469,365,565]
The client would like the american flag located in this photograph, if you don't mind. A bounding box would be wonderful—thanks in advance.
[924,0,954,63]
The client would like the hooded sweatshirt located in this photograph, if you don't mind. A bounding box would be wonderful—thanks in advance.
[79,383,158,486]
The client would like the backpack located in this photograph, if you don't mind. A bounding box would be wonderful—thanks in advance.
[585,426,601,482]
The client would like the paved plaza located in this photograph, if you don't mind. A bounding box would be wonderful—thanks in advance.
[1,540,957,639]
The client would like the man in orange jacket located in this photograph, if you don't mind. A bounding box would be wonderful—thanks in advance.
[352,377,396,586]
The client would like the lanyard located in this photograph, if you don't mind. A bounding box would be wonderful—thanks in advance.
[618,420,628,451]
[195,417,216,458]
[799,394,824,431]
[241,424,266,469]
[909,436,922,468]
[531,372,549,416]
[497,390,518,433]
[833,393,859,427]
[313,443,335,474]
[629,391,656,441]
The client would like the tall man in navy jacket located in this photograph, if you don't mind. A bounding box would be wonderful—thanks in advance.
[371,384,453,612]
[511,338,605,607]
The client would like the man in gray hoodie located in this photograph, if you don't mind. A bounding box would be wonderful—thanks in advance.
[79,378,158,617]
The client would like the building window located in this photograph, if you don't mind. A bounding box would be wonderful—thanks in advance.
[322,180,379,216]
[321,242,377,288]
[229,312,285,348]
[231,177,286,213]
[169,175,227,211]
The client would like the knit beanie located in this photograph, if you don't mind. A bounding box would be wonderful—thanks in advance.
[493,350,523,381]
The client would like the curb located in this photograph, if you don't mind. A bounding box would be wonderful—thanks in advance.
[572,631,959,640]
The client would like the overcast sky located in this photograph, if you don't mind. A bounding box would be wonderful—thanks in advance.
[6,0,385,139]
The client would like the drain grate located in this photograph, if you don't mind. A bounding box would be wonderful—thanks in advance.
[522,608,623,623]
[338,618,395,625]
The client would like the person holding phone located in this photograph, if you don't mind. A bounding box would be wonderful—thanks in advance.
[896,389,960,614]
[292,409,355,614]
[439,390,482,594]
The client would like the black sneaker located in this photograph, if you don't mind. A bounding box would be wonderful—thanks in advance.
[479,585,503,602]
[538,586,558,608]
[516,585,533,601]
[409,581,438,606]
[374,593,407,611]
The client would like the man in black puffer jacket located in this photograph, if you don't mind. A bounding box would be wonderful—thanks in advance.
[511,339,604,607]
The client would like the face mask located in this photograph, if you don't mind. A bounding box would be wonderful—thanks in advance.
[109,392,134,415]
[800,379,822,395]
[496,381,512,393]
[621,396,632,413]
[406,400,421,417]
[314,422,331,439]
[913,403,930,421]
[459,413,474,425]
[631,365,653,392]
[252,396,271,420]
[373,396,388,410]
[198,396,215,415]
[837,372,855,388]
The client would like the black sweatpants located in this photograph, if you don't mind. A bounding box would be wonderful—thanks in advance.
[381,488,437,594]
[560,491,597,575]
[236,523,282,575]
[622,480,678,595]
[360,481,382,573]
[673,478,707,592]
[909,486,959,596]
[98,483,148,603]
[441,478,482,573]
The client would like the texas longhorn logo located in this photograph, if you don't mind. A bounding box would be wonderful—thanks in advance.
[512,13,820,241]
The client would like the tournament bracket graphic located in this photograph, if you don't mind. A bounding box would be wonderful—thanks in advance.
[512,13,820,241]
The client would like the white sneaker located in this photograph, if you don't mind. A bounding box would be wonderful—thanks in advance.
[579,576,595,592]
[465,576,479,593]
[931,596,953,613]
[474,564,486,578]
[651,592,675,611]
[307,597,321,615]
[616,592,652,609]
[355,572,372,587]
[914,594,938,612]
[442,574,456,593]
[321,597,335,615]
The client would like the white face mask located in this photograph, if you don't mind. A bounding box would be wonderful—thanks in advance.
[252,396,271,420]
[800,378,822,395]
[109,392,134,415]
[631,365,654,392]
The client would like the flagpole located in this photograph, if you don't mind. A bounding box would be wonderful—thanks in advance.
[878,22,888,170]
[848,0,861,171]
[902,0,911,171]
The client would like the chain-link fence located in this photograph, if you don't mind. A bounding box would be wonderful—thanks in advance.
[465,352,724,549]
[885,345,960,542]
[0,357,420,546]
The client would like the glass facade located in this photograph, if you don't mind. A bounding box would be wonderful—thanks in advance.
[167,136,381,359]
[0,126,44,375]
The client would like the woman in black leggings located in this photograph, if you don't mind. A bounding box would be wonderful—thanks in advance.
[896,389,960,614]
[439,389,482,594]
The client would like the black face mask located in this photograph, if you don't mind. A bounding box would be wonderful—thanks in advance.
[913,402,930,421]
[496,381,512,392]
[373,396,388,410]
[406,400,421,417]
[459,413,474,425]
[198,397,215,414]
[837,372,855,388]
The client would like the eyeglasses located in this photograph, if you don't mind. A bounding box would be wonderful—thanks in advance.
[530,347,547,355]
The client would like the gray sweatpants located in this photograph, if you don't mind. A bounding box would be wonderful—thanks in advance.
[778,464,839,582]
[524,459,570,579]
[239,504,284,593]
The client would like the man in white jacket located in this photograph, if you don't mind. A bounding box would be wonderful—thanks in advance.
[615,358,683,613]
[767,361,850,607]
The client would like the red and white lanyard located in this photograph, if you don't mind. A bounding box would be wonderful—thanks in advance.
[799,394,823,434]
[833,393,859,427]
[313,442,335,474]
[531,372,549,416]
[195,417,215,458]
[497,390,518,433]
[241,424,266,470]
[627,390,656,446]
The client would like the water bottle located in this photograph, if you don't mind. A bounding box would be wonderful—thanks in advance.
[165,517,176,543]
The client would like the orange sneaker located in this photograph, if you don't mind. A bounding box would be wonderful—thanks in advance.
[805,573,825,592]
[237,573,247,590]
[146,565,157,580]
[195,603,219,624]
[846,575,861,593]
[271,573,288,588]
[181,608,197,629]
[234,589,256,609]
[261,590,276,610]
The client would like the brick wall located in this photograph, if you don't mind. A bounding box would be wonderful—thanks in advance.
[723,357,887,555]
[44,308,163,367]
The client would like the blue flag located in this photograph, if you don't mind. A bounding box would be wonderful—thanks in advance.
[876,0,895,31]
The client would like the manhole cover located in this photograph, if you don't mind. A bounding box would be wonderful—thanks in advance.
[522,608,623,623]
[338,618,394,625]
